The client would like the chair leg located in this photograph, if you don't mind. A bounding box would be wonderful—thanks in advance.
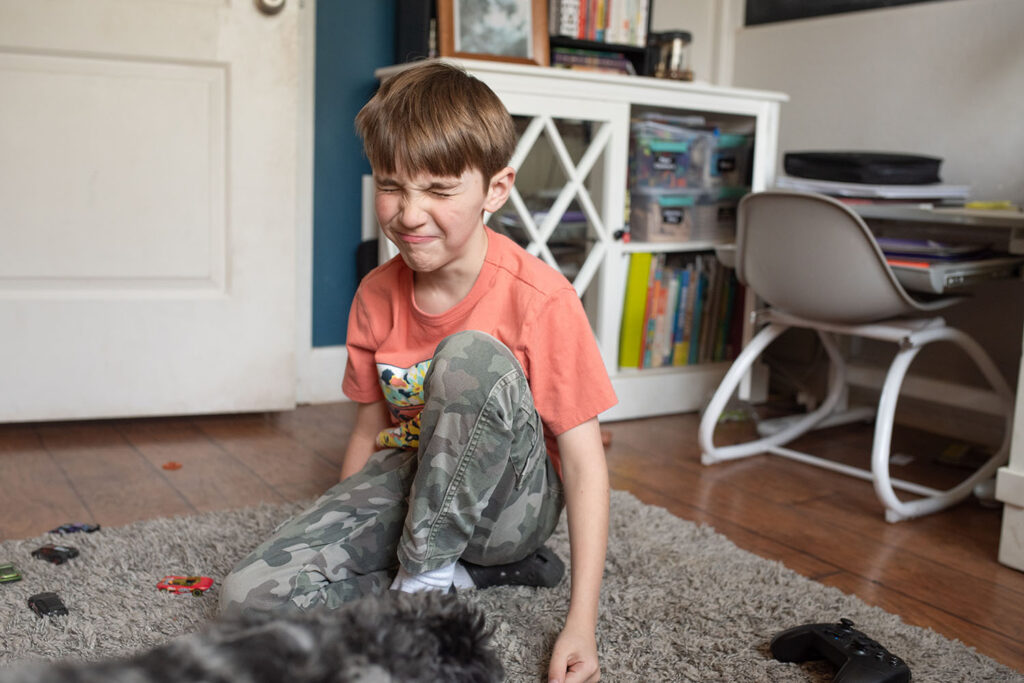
[755,329,874,438]
[700,325,849,464]
[872,326,1014,522]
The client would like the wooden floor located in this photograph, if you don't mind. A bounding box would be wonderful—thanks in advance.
[2,401,1022,672]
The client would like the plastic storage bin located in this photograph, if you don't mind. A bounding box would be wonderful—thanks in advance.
[629,115,715,190]
[629,189,718,243]
[709,186,747,243]
[711,133,753,189]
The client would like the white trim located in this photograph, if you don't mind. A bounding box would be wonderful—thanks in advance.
[710,0,745,86]
[846,362,1006,416]
[302,345,351,404]
[295,0,317,404]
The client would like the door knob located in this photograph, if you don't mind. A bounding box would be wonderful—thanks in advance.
[254,0,285,15]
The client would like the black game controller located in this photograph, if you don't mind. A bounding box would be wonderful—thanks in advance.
[770,618,911,683]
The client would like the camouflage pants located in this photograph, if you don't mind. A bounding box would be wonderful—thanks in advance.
[219,330,564,615]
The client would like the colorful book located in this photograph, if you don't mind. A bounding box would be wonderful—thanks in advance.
[657,264,680,367]
[618,251,653,368]
[676,261,699,366]
[641,253,666,368]
[670,265,691,365]
[687,257,709,366]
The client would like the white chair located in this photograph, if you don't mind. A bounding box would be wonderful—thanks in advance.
[698,190,1014,522]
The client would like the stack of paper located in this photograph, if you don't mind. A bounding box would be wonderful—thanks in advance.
[775,175,970,201]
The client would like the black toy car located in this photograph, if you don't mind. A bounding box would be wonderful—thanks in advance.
[31,544,79,565]
[28,591,68,617]
[50,522,101,535]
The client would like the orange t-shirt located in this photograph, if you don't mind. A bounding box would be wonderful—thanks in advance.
[342,228,617,475]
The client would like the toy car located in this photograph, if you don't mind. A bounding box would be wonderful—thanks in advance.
[28,591,68,617]
[31,544,79,565]
[50,522,101,534]
[0,562,22,583]
[157,575,214,596]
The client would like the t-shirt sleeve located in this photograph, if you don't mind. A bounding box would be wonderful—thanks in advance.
[342,288,385,403]
[522,287,617,436]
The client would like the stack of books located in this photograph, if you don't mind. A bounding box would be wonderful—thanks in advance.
[550,0,651,47]
[551,47,636,75]
[618,252,745,369]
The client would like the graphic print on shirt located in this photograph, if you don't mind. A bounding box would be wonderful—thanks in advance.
[376,360,431,449]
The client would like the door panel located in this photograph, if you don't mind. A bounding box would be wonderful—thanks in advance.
[0,0,299,421]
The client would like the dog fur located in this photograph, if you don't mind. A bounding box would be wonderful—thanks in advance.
[0,591,503,683]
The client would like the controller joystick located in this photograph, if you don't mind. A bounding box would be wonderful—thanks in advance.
[770,618,910,682]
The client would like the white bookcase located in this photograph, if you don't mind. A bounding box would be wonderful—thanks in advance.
[374,59,787,421]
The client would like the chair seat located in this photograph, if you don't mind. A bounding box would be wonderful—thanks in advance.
[759,308,948,343]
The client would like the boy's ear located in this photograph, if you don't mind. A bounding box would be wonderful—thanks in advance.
[483,166,516,213]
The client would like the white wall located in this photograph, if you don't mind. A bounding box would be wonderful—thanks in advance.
[729,0,1024,203]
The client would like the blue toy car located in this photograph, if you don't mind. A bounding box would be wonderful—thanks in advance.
[50,523,101,535]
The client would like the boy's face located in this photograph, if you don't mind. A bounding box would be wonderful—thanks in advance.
[373,165,513,276]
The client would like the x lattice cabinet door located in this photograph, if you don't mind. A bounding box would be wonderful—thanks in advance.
[487,91,631,374]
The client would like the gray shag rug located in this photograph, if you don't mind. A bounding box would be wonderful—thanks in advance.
[0,490,1020,682]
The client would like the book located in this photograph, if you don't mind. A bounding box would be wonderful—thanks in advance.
[641,253,666,368]
[670,265,691,365]
[713,272,737,361]
[618,251,653,368]
[551,47,636,75]
[687,257,710,366]
[677,260,700,366]
[658,264,681,366]
[698,260,723,364]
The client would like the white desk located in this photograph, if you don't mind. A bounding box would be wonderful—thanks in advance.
[856,205,1024,571]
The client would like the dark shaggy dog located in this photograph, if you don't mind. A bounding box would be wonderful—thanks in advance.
[0,591,503,683]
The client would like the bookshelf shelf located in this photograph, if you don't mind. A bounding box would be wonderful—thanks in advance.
[374,60,787,421]
[620,240,731,254]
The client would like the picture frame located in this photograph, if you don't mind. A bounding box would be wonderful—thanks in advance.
[437,0,549,67]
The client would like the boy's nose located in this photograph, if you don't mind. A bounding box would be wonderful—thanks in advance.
[398,195,427,226]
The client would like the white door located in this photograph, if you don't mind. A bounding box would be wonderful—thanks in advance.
[0,0,299,421]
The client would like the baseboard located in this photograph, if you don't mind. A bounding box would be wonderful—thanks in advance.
[846,363,1007,447]
[296,345,349,404]
[846,362,1007,416]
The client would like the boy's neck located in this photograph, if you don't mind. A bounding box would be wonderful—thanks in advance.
[413,227,489,315]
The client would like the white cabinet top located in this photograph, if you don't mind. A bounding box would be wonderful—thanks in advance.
[376,58,789,113]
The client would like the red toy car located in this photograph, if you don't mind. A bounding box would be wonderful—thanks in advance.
[157,575,214,596]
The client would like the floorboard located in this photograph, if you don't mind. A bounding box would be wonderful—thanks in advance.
[1,402,1021,672]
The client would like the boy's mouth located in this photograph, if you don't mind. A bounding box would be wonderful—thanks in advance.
[398,233,436,244]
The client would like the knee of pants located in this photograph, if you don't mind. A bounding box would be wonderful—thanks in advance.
[432,330,521,375]
[218,566,292,617]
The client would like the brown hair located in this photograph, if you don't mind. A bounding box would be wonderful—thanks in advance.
[355,61,516,183]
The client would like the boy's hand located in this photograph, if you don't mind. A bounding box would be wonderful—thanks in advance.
[548,624,600,683]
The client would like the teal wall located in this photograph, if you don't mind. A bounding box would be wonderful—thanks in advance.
[312,2,395,347]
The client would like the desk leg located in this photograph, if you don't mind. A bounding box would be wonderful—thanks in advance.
[996,338,1024,572]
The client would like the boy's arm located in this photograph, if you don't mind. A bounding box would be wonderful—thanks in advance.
[548,416,608,683]
[339,400,391,481]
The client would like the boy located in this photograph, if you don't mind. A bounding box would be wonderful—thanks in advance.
[220,61,616,683]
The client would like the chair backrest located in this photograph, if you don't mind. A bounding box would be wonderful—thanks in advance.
[736,191,931,324]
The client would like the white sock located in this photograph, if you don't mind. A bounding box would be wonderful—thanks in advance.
[390,563,457,593]
[453,562,476,590]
